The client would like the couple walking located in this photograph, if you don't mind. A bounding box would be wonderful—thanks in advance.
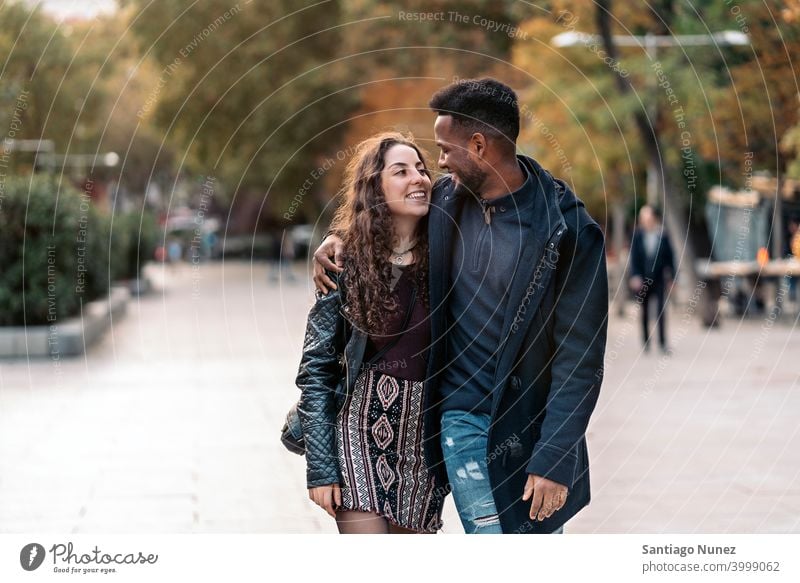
[294,78,608,534]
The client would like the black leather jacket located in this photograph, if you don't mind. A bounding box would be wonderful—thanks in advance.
[295,273,367,487]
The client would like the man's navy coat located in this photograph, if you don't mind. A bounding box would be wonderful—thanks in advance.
[422,155,608,533]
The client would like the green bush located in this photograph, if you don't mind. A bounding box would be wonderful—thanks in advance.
[110,210,159,281]
[0,175,111,326]
[0,176,162,326]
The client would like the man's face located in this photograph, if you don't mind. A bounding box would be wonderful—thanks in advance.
[433,114,486,195]
[639,207,656,231]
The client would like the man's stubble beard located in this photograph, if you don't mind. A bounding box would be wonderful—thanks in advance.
[452,161,486,199]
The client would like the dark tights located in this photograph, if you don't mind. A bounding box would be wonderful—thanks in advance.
[335,510,422,534]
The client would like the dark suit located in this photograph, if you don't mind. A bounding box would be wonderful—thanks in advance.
[630,229,675,348]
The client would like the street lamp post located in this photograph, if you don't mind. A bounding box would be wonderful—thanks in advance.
[552,30,750,49]
[37,151,120,172]
[3,139,56,173]
[3,140,120,174]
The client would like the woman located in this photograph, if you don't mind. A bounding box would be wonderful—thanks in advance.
[295,132,445,534]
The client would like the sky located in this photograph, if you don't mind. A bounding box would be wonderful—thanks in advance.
[23,0,118,21]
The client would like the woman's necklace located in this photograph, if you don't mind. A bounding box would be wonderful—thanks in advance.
[391,241,417,265]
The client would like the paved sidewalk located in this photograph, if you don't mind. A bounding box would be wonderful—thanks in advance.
[573,290,800,533]
[0,262,798,533]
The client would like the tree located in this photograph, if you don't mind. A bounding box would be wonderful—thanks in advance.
[0,1,174,197]
[121,0,358,230]
[0,1,92,167]
[513,1,799,266]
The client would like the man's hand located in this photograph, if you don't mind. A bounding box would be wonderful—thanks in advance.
[312,235,344,294]
[522,474,568,521]
[629,275,643,294]
[309,483,342,518]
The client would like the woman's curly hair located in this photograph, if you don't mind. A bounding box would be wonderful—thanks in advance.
[329,132,430,338]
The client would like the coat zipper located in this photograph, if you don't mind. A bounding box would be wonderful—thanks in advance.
[472,199,495,271]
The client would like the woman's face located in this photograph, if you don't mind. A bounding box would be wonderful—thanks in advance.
[380,144,431,219]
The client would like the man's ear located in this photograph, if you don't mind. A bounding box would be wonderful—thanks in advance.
[469,132,487,159]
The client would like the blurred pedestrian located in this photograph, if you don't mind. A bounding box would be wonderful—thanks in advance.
[630,206,675,355]
[785,217,799,303]
[267,231,281,283]
[280,231,297,283]
[167,238,183,271]
[268,230,297,284]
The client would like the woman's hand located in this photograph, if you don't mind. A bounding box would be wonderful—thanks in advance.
[308,483,342,517]
[313,235,344,294]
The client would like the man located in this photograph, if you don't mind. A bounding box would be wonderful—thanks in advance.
[786,217,799,303]
[314,78,608,534]
[629,205,675,355]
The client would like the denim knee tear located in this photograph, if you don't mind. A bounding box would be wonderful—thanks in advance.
[473,514,501,527]
[453,464,484,480]
[465,460,484,480]
[453,456,483,481]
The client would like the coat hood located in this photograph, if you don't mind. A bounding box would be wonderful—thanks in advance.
[518,154,585,225]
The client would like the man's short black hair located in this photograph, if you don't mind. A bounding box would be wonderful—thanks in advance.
[429,77,520,145]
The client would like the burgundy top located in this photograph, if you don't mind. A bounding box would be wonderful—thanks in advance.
[362,266,430,381]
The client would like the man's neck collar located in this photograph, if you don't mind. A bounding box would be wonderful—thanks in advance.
[479,158,527,200]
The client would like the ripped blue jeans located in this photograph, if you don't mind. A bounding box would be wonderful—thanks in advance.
[440,410,504,534]
[441,409,564,535]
